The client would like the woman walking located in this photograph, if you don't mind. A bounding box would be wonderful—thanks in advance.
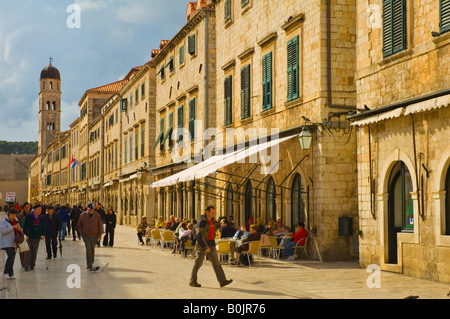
[103,208,116,247]
[0,209,21,279]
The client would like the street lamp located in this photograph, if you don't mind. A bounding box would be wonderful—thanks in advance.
[298,126,313,150]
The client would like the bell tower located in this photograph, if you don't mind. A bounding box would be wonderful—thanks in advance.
[38,58,61,156]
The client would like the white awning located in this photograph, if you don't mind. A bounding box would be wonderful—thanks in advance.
[404,94,450,116]
[150,134,298,188]
[351,107,405,126]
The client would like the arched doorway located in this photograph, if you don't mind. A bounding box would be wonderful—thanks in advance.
[291,173,306,231]
[245,180,253,223]
[445,166,450,235]
[388,161,413,264]
[226,184,234,219]
[266,177,276,224]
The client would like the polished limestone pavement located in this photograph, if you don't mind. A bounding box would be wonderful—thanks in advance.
[0,211,449,299]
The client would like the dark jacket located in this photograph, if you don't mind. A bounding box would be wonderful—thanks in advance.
[43,213,62,237]
[195,215,215,251]
[57,208,70,223]
[220,226,236,239]
[105,213,116,229]
[70,206,81,224]
[22,211,46,240]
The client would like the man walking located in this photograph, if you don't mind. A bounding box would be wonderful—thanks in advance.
[190,205,232,288]
[43,206,61,259]
[22,204,46,271]
[77,203,103,271]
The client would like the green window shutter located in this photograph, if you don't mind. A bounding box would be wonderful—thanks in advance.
[189,98,196,140]
[135,131,138,159]
[155,118,164,149]
[124,139,128,164]
[224,75,233,125]
[241,65,251,119]
[188,35,196,55]
[120,99,127,112]
[225,0,232,22]
[135,89,139,103]
[241,0,249,7]
[129,135,133,162]
[287,36,299,101]
[383,0,406,58]
[168,56,174,72]
[141,128,145,157]
[179,45,185,64]
[178,105,184,143]
[141,83,145,97]
[262,52,273,111]
[440,0,450,34]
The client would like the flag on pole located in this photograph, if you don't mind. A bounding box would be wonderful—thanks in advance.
[68,155,79,168]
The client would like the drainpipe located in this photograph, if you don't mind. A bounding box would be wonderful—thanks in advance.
[326,0,356,110]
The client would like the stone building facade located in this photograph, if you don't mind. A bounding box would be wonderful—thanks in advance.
[350,0,450,282]
[151,3,217,223]
[0,154,34,207]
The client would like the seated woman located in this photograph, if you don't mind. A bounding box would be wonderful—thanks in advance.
[172,221,188,254]
[155,216,166,229]
[230,224,261,266]
[233,223,249,240]
[284,221,308,260]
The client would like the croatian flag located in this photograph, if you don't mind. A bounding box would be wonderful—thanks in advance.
[68,155,78,168]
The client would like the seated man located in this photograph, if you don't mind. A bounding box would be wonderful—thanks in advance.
[230,224,261,266]
[284,222,308,261]
[137,217,150,245]
[220,219,236,239]
[269,219,291,237]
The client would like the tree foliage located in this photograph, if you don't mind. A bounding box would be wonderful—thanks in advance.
[0,141,38,155]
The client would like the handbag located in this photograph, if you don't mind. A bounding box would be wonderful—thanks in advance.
[18,240,29,253]
[14,230,25,244]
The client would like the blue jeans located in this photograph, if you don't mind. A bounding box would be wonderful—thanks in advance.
[284,241,297,257]
[61,222,67,240]
[3,247,16,275]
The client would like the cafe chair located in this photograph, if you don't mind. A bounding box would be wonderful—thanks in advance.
[241,241,261,267]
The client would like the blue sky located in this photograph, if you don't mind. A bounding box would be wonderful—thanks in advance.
[0,0,188,142]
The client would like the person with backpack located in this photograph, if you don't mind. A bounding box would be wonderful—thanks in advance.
[189,205,233,288]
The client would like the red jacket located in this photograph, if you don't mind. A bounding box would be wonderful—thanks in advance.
[292,228,308,246]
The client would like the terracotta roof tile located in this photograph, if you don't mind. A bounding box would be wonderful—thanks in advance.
[86,79,128,94]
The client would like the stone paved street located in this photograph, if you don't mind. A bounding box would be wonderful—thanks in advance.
[1,212,449,300]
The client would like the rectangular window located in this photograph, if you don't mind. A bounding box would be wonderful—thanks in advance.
[141,127,145,157]
[129,135,133,162]
[241,0,249,7]
[262,52,273,111]
[154,117,165,151]
[141,83,145,97]
[287,36,299,101]
[179,45,185,64]
[135,131,138,160]
[440,0,450,34]
[224,75,233,125]
[188,35,196,55]
[124,138,128,164]
[189,98,196,140]
[225,0,232,22]
[135,89,139,104]
[241,65,251,119]
[120,99,127,112]
[168,56,174,72]
[382,0,407,58]
[178,105,184,143]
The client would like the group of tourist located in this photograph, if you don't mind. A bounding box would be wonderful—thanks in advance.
[0,202,117,279]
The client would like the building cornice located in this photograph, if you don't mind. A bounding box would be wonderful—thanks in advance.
[152,8,215,66]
